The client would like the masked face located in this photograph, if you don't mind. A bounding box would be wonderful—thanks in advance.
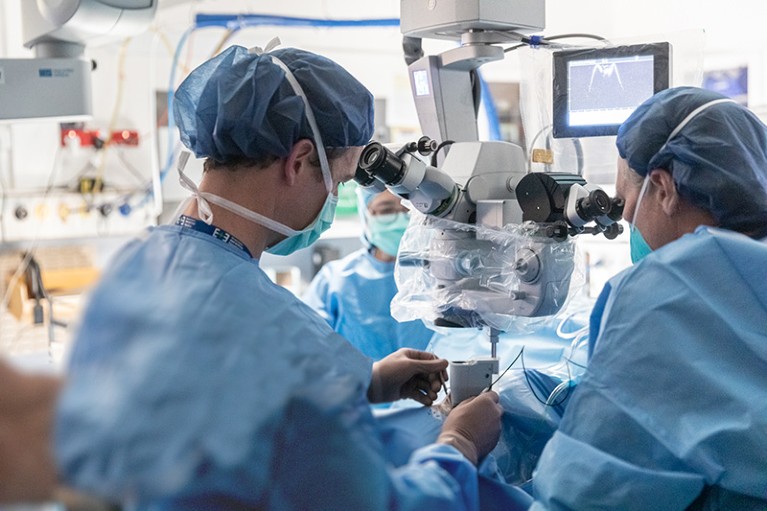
[366,212,410,257]
[364,190,409,258]
[176,51,340,257]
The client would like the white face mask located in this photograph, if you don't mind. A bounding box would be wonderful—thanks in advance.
[175,37,336,256]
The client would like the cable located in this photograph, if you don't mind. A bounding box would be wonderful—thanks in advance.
[505,33,608,53]
[116,150,151,186]
[521,347,573,407]
[503,43,526,53]
[479,71,502,141]
[92,37,133,188]
[488,346,524,390]
[193,14,400,29]
[555,308,590,340]
[542,33,607,42]
[430,140,454,167]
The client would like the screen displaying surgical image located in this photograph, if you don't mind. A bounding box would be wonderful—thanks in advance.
[552,42,671,138]
[567,55,655,127]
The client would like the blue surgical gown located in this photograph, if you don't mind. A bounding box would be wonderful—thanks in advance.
[302,248,433,360]
[54,225,500,510]
[532,227,767,510]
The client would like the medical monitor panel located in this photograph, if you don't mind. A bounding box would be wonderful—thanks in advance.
[552,42,671,138]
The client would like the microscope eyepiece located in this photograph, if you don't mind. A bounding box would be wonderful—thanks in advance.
[576,189,611,221]
[358,142,406,185]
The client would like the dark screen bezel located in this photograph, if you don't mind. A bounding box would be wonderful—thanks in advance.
[552,42,671,138]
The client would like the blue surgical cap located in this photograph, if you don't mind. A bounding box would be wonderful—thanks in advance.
[616,86,767,237]
[174,45,374,162]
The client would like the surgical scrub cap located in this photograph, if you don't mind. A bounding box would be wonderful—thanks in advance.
[616,86,767,237]
[174,45,374,162]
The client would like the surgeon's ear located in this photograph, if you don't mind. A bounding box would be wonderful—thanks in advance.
[649,169,679,216]
[283,139,316,186]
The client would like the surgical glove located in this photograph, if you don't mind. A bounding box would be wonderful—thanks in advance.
[0,360,60,503]
[437,391,502,465]
[368,349,448,406]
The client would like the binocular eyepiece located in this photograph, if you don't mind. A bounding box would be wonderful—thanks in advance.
[356,142,407,186]
[576,189,624,224]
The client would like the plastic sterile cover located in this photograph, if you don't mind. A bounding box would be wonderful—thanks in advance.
[391,211,577,332]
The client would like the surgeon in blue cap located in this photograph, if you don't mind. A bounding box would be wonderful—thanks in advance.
[302,187,434,360]
[54,44,509,509]
[531,86,767,509]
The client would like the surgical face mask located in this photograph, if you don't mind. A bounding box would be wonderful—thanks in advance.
[630,224,653,264]
[176,38,336,257]
[266,194,338,255]
[629,175,652,264]
[367,212,409,257]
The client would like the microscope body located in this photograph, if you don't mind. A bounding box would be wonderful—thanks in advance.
[356,0,622,404]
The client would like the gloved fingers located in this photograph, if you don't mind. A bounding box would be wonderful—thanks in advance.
[411,393,433,406]
[405,377,439,405]
[424,373,443,394]
[409,359,449,380]
[397,348,437,361]
[397,349,449,373]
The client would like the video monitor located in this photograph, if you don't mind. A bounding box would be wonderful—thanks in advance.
[552,42,671,138]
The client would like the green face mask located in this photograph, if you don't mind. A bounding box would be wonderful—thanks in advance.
[366,212,410,257]
[629,175,653,264]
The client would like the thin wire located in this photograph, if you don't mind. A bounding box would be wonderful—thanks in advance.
[556,309,590,340]
[96,37,133,182]
[543,33,607,42]
[503,43,526,53]
[521,347,573,407]
[564,357,587,370]
[488,346,524,390]
[504,33,607,53]
[116,150,151,186]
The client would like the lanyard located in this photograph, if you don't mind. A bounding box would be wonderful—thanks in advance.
[176,214,252,258]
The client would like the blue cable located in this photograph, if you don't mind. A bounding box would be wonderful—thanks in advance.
[478,70,502,141]
[194,14,399,29]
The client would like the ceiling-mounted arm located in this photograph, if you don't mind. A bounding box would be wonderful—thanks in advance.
[0,0,157,122]
[400,0,544,143]
[22,0,158,58]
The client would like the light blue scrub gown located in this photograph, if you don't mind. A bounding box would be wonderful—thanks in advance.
[54,224,517,510]
[303,248,434,360]
[532,227,767,510]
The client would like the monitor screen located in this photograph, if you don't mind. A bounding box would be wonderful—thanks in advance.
[552,42,671,138]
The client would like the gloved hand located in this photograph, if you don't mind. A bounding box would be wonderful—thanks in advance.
[436,391,503,465]
[0,360,60,503]
[368,348,448,405]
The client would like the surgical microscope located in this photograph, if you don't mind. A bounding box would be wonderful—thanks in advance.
[355,0,625,404]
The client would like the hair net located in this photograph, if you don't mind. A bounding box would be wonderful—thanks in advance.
[616,86,767,237]
[174,45,374,162]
